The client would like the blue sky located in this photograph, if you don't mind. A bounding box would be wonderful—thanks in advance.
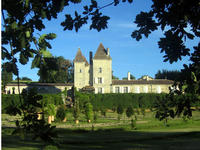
[13,0,197,81]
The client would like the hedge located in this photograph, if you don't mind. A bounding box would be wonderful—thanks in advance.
[76,92,168,111]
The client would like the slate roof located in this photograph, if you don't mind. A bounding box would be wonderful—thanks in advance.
[74,48,89,65]
[93,43,111,60]
[7,82,74,86]
[112,79,174,85]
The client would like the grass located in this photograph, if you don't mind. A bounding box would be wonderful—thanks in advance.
[2,110,200,150]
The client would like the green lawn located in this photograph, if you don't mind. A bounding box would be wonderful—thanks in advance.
[2,110,200,150]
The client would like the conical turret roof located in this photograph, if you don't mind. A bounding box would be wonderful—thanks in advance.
[93,43,111,60]
[74,48,89,65]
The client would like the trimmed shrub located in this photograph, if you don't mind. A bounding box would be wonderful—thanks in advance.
[126,106,134,118]
[85,102,93,122]
[56,105,66,121]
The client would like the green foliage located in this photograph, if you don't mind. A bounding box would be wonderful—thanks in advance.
[46,104,56,116]
[132,1,200,122]
[1,63,13,91]
[43,145,58,150]
[3,0,135,78]
[73,100,80,120]
[35,56,73,83]
[2,94,21,115]
[21,77,32,81]
[126,106,134,118]
[117,105,124,115]
[100,107,107,117]
[132,0,199,64]
[85,102,93,121]
[4,88,58,143]
[93,111,98,122]
[75,91,90,111]
[56,105,66,121]
[14,77,32,81]
[41,94,63,107]
[131,119,136,129]
[155,69,181,81]
[154,95,175,126]
[174,94,199,119]
[75,91,174,112]
[117,104,124,121]
[2,93,63,114]
[141,107,146,117]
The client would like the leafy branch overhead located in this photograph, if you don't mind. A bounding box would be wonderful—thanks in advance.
[2,0,134,77]
[131,0,199,64]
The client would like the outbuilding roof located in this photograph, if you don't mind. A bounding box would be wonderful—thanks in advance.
[6,82,74,86]
[112,79,174,85]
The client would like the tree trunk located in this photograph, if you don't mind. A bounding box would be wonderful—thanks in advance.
[51,116,54,121]
[63,117,67,122]
[75,119,79,124]
[48,116,52,124]
[37,113,41,120]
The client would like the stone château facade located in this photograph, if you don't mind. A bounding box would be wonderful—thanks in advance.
[5,43,173,94]
[74,43,173,94]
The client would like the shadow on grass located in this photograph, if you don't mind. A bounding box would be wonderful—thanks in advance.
[2,127,200,150]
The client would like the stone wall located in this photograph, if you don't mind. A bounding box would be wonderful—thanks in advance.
[93,59,112,93]
[74,61,89,90]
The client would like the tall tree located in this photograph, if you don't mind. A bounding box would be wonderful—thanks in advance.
[131,0,200,118]
[21,77,32,81]
[15,77,32,81]
[131,0,199,64]
[56,56,73,83]
[155,70,181,81]
[36,56,73,83]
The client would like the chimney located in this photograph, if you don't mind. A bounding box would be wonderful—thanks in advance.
[89,51,93,65]
[107,48,110,56]
[128,72,130,80]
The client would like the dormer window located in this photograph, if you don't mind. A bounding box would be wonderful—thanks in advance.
[99,67,102,73]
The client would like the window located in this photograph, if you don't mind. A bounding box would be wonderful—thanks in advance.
[98,87,102,93]
[98,77,102,84]
[115,87,120,93]
[124,87,128,93]
[143,86,148,93]
[157,86,161,93]
[80,69,82,73]
[135,87,140,93]
[99,67,102,73]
